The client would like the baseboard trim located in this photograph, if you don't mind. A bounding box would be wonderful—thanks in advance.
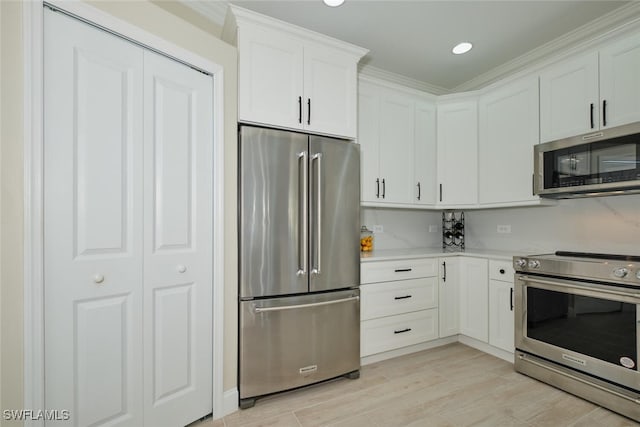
[360,335,514,366]
[458,335,514,363]
[222,388,239,417]
[361,336,458,365]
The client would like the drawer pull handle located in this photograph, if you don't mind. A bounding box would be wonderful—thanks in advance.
[394,328,412,334]
[499,269,505,274]
[394,268,412,273]
[394,295,412,300]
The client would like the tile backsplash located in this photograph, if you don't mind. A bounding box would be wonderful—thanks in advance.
[362,194,640,255]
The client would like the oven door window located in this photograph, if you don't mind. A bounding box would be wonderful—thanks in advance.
[527,286,637,370]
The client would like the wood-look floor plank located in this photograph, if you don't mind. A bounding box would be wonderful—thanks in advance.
[193,343,640,427]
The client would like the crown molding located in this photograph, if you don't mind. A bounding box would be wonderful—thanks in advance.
[358,64,449,96]
[180,0,229,27]
[453,2,640,92]
[227,4,368,58]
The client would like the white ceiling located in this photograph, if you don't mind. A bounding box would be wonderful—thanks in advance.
[189,1,634,92]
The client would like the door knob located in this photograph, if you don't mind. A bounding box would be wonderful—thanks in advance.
[177,265,187,273]
[93,274,105,284]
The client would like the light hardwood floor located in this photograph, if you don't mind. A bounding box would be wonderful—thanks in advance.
[193,343,639,427]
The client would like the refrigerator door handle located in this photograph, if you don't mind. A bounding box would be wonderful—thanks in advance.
[254,295,359,313]
[311,153,322,275]
[298,151,308,276]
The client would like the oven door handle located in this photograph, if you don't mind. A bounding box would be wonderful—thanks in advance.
[518,275,640,300]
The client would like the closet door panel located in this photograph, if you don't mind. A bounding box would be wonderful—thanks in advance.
[44,9,144,427]
[143,50,214,427]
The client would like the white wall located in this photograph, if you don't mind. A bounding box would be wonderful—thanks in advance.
[1,1,24,424]
[361,207,442,250]
[465,195,640,255]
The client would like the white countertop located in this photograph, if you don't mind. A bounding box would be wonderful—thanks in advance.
[361,247,517,262]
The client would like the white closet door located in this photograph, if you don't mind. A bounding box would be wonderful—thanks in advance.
[44,9,144,427]
[142,50,213,426]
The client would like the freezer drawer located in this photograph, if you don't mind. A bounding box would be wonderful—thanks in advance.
[239,289,360,401]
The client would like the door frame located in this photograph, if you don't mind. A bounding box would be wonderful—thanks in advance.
[23,0,226,423]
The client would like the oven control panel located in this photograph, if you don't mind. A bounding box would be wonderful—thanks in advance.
[514,255,640,285]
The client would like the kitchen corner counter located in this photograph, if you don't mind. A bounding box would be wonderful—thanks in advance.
[361,247,516,262]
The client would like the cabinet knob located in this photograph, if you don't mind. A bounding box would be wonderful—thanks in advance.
[499,269,505,274]
[93,274,105,284]
[177,265,187,273]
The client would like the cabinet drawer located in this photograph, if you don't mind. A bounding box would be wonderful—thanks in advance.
[489,259,515,282]
[361,309,439,357]
[361,277,437,321]
[361,258,438,284]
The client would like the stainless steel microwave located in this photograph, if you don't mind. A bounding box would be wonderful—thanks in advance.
[534,122,640,198]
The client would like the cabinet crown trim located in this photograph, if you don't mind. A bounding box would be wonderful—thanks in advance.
[225,4,368,59]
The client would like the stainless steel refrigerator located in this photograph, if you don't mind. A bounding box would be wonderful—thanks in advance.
[238,125,360,409]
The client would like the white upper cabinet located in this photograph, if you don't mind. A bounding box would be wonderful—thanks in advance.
[358,78,437,207]
[237,24,304,131]
[479,76,539,205]
[225,5,367,138]
[539,52,598,142]
[599,32,640,129]
[437,98,478,206]
[540,32,640,142]
[378,88,415,204]
[414,101,438,205]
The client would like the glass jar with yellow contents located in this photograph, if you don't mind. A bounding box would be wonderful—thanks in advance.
[360,226,374,252]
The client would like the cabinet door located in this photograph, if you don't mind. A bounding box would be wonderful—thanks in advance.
[437,99,478,205]
[599,33,640,129]
[439,258,460,338]
[459,258,489,342]
[479,77,539,205]
[237,25,304,130]
[304,43,358,138]
[378,89,415,204]
[358,81,381,203]
[539,52,599,142]
[414,99,437,205]
[489,280,515,353]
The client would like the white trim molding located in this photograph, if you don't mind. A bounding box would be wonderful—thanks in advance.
[23,0,226,423]
[454,2,640,92]
[182,0,229,28]
[223,388,239,416]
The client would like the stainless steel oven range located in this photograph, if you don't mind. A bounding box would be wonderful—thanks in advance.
[514,252,640,421]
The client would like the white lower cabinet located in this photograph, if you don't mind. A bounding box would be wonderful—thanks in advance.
[361,255,516,361]
[361,310,439,356]
[488,260,516,353]
[361,258,439,357]
[438,257,459,338]
[458,257,489,342]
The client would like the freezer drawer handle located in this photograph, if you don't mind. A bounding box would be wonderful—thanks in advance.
[394,268,412,273]
[254,295,359,313]
[394,328,412,334]
[394,295,412,300]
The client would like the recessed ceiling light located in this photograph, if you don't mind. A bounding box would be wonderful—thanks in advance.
[323,0,345,7]
[452,42,473,55]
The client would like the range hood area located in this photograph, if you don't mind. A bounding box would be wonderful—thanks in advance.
[534,121,640,199]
